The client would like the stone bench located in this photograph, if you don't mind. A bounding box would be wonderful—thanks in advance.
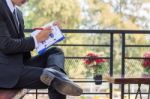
[0,89,29,99]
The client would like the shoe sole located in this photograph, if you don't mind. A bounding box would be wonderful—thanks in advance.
[53,78,83,96]
[40,71,83,96]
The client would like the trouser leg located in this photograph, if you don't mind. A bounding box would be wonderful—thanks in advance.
[14,66,66,99]
[13,67,47,89]
[27,47,65,73]
[23,47,66,99]
[48,87,66,99]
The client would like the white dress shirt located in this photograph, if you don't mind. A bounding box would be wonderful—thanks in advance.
[6,0,15,13]
[6,0,38,48]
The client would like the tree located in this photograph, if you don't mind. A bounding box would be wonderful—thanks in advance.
[22,0,150,77]
[22,0,82,29]
[22,0,89,76]
[86,0,149,76]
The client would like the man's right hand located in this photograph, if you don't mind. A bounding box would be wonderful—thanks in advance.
[36,27,52,43]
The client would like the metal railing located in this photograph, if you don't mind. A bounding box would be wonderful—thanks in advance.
[121,31,150,99]
[23,29,150,99]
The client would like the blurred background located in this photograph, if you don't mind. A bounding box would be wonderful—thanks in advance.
[21,0,150,99]
[22,0,150,30]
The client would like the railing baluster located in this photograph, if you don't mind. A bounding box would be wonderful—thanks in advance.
[22,29,150,99]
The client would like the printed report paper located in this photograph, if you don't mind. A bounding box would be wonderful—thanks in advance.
[31,22,65,54]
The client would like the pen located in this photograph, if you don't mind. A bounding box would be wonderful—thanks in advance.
[33,27,54,37]
[34,26,52,30]
[33,28,44,30]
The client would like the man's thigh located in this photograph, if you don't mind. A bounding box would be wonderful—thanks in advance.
[24,47,60,68]
[14,66,48,89]
[25,47,64,69]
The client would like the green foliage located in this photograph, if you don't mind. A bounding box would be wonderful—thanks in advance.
[143,68,150,75]
[21,0,150,78]
[23,0,81,29]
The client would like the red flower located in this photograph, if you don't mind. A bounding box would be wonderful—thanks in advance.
[95,58,107,65]
[84,52,107,67]
[143,52,150,68]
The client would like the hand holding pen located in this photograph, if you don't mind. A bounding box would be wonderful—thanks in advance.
[34,26,52,43]
[33,21,61,43]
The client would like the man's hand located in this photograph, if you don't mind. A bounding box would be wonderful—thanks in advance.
[53,21,62,28]
[36,27,52,43]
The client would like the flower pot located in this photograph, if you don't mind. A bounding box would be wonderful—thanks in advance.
[93,74,102,85]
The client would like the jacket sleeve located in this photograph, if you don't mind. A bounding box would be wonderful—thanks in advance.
[0,17,35,54]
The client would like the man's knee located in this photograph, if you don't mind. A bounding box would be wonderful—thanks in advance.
[52,47,63,53]
[45,47,64,56]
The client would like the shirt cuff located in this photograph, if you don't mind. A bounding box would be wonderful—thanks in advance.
[32,35,38,48]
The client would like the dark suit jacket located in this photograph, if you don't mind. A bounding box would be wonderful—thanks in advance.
[0,0,35,88]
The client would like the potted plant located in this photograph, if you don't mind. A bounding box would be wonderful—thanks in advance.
[83,52,107,85]
[142,52,150,77]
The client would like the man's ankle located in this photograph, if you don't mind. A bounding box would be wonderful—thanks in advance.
[50,66,66,74]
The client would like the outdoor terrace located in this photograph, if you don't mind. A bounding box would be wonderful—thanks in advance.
[23,29,150,99]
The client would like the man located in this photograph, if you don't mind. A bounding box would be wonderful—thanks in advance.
[0,0,83,99]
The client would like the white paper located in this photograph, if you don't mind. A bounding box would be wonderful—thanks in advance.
[31,22,65,54]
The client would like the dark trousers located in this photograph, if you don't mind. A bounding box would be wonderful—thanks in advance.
[13,47,66,99]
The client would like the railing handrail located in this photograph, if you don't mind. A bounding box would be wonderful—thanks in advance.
[23,29,150,99]
[24,29,150,33]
